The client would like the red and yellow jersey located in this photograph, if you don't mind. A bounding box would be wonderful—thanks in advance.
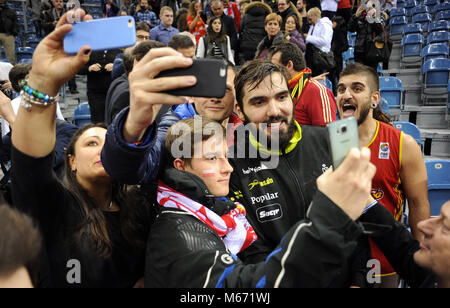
[289,69,336,127]
[367,120,405,276]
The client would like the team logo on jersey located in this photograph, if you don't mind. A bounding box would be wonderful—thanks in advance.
[322,164,331,173]
[379,142,390,159]
[248,177,274,190]
[230,190,243,202]
[371,188,384,201]
[256,203,283,222]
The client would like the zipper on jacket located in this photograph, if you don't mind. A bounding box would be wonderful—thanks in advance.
[284,155,308,217]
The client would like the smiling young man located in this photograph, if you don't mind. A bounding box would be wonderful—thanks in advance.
[144,116,378,287]
[336,62,430,287]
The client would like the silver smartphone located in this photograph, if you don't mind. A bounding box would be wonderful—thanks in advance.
[327,117,360,169]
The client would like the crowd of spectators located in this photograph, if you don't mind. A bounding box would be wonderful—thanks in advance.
[0,0,448,290]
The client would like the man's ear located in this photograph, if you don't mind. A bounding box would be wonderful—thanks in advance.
[371,90,381,107]
[287,60,294,71]
[235,102,245,122]
[173,158,186,171]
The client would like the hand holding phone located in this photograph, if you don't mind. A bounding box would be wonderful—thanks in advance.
[63,16,136,54]
[123,47,197,143]
[327,117,360,169]
[316,147,376,220]
[155,58,227,98]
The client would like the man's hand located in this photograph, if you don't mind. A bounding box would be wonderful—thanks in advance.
[317,148,376,220]
[123,48,197,143]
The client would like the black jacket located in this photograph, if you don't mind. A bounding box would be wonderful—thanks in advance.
[239,1,272,59]
[145,167,364,287]
[228,124,333,259]
[78,49,121,93]
[0,5,19,36]
[360,204,436,288]
[348,13,385,54]
[105,72,129,125]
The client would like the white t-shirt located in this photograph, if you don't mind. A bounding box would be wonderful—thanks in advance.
[1,96,65,137]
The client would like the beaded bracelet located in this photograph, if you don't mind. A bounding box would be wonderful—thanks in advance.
[19,79,59,110]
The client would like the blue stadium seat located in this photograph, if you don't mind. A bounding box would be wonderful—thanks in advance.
[18,58,32,64]
[422,43,449,63]
[447,80,450,121]
[72,103,92,127]
[393,121,424,151]
[378,97,391,115]
[422,58,450,95]
[436,10,450,21]
[343,47,354,66]
[424,0,438,7]
[390,8,407,17]
[403,23,423,36]
[427,30,450,45]
[16,47,34,62]
[425,160,450,216]
[412,13,433,32]
[319,78,333,92]
[411,5,430,17]
[379,76,403,110]
[433,2,450,14]
[428,20,450,34]
[401,34,425,66]
[390,16,408,37]
[404,0,419,16]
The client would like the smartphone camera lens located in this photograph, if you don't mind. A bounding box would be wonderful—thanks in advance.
[341,126,347,134]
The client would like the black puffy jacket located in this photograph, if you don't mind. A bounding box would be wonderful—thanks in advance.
[0,5,19,36]
[239,1,272,59]
[144,167,364,288]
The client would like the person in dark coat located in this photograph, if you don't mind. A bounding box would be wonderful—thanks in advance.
[239,0,272,63]
[78,49,121,123]
[254,13,285,59]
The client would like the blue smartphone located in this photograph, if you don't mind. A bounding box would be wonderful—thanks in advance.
[327,117,360,169]
[63,16,136,54]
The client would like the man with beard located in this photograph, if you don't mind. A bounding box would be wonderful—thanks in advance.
[227,59,334,263]
[336,62,430,288]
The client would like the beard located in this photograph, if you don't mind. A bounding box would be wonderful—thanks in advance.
[357,101,372,126]
[241,111,296,152]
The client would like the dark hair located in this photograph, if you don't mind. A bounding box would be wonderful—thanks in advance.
[123,47,135,74]
[207,16,227,42]
[269,42,306,72]
[285,12,302,31]
[135,22,150,33]
[0,204,41,279]
[132,40,166,62]
[168,34,195,50]
[340,62,390,124]
[9,63,32,93]
[234,59,290,111]
[64,123,150,258]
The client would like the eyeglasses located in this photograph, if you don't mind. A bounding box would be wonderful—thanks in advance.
[136,35,150,40]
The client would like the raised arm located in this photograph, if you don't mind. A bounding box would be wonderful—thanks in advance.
[400,133,431,239]
[12,9,92,157]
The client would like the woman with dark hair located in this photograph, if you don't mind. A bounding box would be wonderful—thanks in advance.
[196,16,234,64]
[284,14,306,52]
[10,9,153,287]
